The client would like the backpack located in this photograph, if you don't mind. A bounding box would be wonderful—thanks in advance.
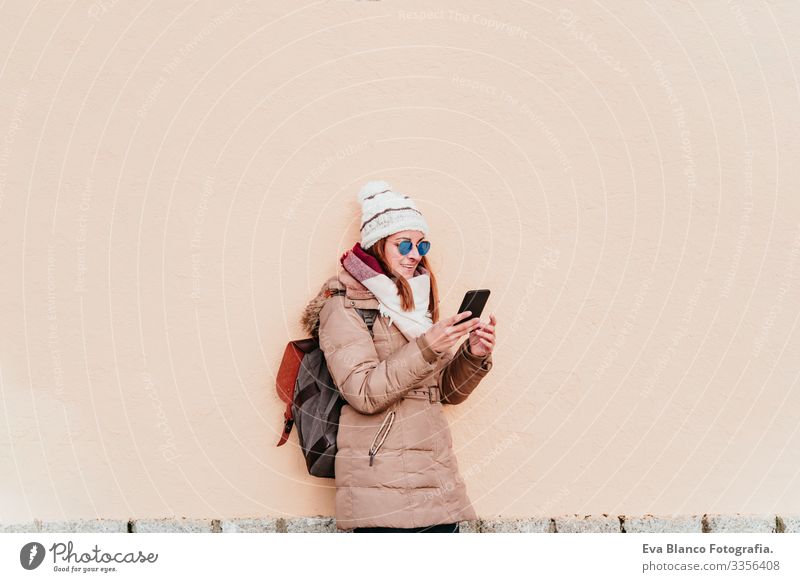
[276,293,378,478]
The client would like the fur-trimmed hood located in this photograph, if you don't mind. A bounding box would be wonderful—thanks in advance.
[300,270,375,338]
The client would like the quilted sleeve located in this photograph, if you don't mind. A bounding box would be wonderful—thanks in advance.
[438,340,493,405]
[318,297,440,415]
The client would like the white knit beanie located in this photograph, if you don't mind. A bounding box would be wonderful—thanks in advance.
[357,180,429,249]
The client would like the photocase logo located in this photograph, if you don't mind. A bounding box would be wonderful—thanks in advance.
[17,540,158,573]
[20,542,46,570]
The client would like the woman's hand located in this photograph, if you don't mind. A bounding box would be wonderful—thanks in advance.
[468,313,496,357]
[423,311,482,354]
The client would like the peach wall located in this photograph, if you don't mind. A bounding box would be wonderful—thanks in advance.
[1,0,798,522]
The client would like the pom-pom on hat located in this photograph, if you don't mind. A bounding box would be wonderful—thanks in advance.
[357,180,429,249]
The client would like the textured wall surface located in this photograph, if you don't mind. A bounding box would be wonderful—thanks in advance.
[0,1,798,524]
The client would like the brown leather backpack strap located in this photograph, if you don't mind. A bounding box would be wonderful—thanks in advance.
[276,340,318,401]
[276,339,319,446]
[276,399,294,447]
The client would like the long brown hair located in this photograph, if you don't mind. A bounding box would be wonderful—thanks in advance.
[364,238,440,323]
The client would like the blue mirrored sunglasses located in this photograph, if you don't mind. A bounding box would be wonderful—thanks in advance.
[398,240,431,256]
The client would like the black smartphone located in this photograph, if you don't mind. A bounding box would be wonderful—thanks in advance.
[457,289,491,323]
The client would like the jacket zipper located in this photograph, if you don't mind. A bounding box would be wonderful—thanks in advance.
[368,410,396,466]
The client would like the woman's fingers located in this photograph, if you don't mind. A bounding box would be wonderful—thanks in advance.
[479,315,497,335]
[453,311,472,324]
[470,328,494,341]
[474,336,494,352]
[464,313,496,354]
[453,319,480,335]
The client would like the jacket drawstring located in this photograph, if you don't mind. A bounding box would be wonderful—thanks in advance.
[368,410,395,466]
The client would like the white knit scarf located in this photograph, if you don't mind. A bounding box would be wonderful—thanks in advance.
[340,242,433,340]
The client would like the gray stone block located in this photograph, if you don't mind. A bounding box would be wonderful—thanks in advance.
[624,514,702,533]
[555,514,622,533]
[480,518,553,533]
[40,519,128,533]
[779,515,800,533]
[704,514,778,533]
[458,519,482,533]
[131,518,214,533]
[285,517,337,533]
[0,520,39,533]
[220,518,281,533]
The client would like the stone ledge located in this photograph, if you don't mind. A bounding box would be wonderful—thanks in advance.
[778,516,799,533]
[1,514,795,533]
[625,514,702,533]
[479,518,553,533]
[555,514,621,533]
[0,519,129,533]
[130,519,217,533]
[219,517,337,533]
[702,514,781,533]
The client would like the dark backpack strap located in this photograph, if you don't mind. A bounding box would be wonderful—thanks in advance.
[354,307,378,337]
[331,289,378,336]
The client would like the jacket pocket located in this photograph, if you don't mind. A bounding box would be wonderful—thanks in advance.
[368,410,396,466]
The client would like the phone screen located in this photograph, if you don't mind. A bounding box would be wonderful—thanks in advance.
[457,289,491,322]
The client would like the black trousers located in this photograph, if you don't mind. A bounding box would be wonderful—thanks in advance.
[353,522,460,533]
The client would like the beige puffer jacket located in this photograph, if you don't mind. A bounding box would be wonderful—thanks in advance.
[301,269,493,530]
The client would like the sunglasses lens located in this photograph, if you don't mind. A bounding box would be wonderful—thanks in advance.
[398,240,412,255]
[418,241,430,255]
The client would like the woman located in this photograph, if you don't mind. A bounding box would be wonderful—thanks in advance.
[301,180,497,533]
